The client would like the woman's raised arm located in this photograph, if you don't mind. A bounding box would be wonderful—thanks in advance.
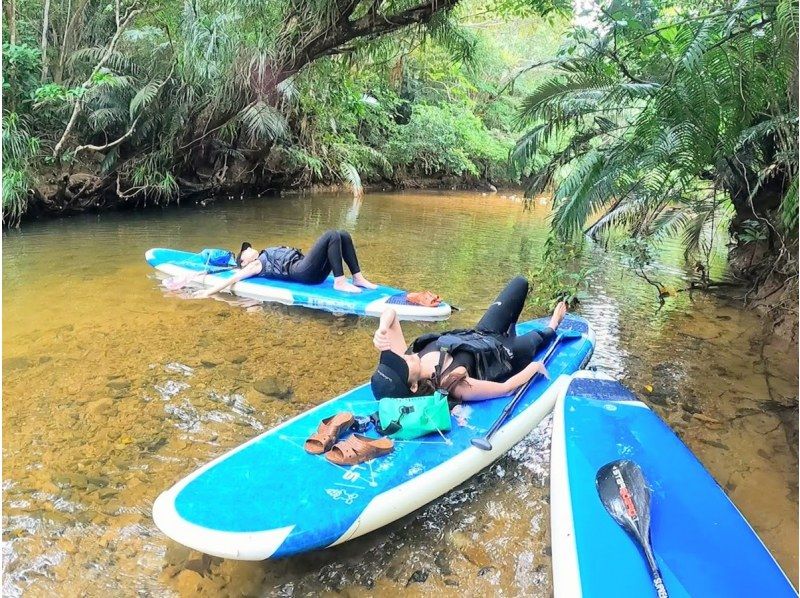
[373,307,407,355]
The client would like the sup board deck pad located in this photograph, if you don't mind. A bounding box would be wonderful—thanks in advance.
[551,371,797,598]
[153,315,595,560]
[146,248,452,321]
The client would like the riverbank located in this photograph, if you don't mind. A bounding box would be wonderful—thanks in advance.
[20,172,508,222]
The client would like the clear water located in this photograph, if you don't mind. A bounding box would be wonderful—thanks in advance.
[3,191,797,596]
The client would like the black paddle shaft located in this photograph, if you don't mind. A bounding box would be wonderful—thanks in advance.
[596,459,669,598]
[471,329,581,452]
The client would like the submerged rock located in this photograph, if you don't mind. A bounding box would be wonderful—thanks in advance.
[106,379,131,390]
[200,355,221,368]
[164,542,193,567]
[88,397,116,416]
[696,437,730,450]
[174,569,204,594]
[406,569,429,586]
[4,357,32,371]
[253,378,293,400]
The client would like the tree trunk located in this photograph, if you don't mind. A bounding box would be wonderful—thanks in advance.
[40,0,51,82]
[4,0,16,45]
[54,0,89,84]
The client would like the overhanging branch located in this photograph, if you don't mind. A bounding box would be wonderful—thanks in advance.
[284,0,460,79]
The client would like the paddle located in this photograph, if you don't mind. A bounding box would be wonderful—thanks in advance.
[596,459,669,598]
[470,328,582,451]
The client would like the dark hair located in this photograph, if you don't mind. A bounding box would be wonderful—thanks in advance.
[236,242,252,268]
[413,378,436,397]
[411,369,470,397]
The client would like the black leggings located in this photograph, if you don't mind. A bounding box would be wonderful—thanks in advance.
[288,230,362,284]
[476,276,555,371]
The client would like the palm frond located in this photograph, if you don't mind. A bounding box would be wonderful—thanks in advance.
[130,79,166,118]
[340,161,363,197]
[238,101,289,144]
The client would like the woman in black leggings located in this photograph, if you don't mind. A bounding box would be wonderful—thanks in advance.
[370,276,567,401]
[195,230,377,298]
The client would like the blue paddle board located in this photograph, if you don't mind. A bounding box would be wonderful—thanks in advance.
[153,315,595,560]
[146,248,452,321]
[550,370,797,597]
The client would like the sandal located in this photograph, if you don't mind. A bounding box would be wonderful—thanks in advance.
[325,434,394,465]
[304,412,355,455]
[406,291,441,307]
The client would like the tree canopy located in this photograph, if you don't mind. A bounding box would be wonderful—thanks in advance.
[1,0,565,224]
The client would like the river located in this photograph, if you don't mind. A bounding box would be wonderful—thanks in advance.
[3,191,797,596]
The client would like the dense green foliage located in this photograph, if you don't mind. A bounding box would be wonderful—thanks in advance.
[1,0,564,224]
[527,239,595,309]
[513,0,798,266]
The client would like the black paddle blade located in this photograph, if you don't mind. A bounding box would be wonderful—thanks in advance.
[597,460,668,598]
[596,459,651,544]
[470,437,493,451]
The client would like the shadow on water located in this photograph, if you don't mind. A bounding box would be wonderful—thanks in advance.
[3,191,797,596]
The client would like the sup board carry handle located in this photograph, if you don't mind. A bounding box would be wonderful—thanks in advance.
[470,329,581,452]
[596,459,669,598]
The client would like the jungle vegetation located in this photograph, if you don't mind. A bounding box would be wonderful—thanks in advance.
[1,0,565,224]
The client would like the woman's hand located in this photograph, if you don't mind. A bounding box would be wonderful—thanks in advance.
[192,289,214,299]
[530,361,549,380]
[373,326,392,350]
[372,307,406,353]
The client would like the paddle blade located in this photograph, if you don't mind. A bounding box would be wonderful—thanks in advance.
[596,459,651,546]
[597,460,668,597]
[470,437,493,451]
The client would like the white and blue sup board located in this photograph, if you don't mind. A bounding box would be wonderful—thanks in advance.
[153,315,594,560]
[146,248,452,321]
[550,370,797,597]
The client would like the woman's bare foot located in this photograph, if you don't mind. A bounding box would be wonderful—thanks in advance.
[352,273,378,290]
[334,276,362,293]
[548,301,568,330]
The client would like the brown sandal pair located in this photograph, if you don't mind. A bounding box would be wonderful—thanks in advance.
[406,290,441,307]
[304,412,394,465]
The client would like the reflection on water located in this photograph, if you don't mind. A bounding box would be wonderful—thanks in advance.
[3,191,797,596]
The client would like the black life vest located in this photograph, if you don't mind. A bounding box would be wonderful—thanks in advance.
[409,329,514,383]
[258,246,303,279]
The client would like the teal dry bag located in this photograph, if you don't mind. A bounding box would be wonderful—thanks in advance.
[377,391,452,440]
[199,248,235,268]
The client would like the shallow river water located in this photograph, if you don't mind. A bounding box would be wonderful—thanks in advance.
[3,191,797,596]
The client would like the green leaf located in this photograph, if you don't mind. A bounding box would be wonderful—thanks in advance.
[130,79,163,119]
